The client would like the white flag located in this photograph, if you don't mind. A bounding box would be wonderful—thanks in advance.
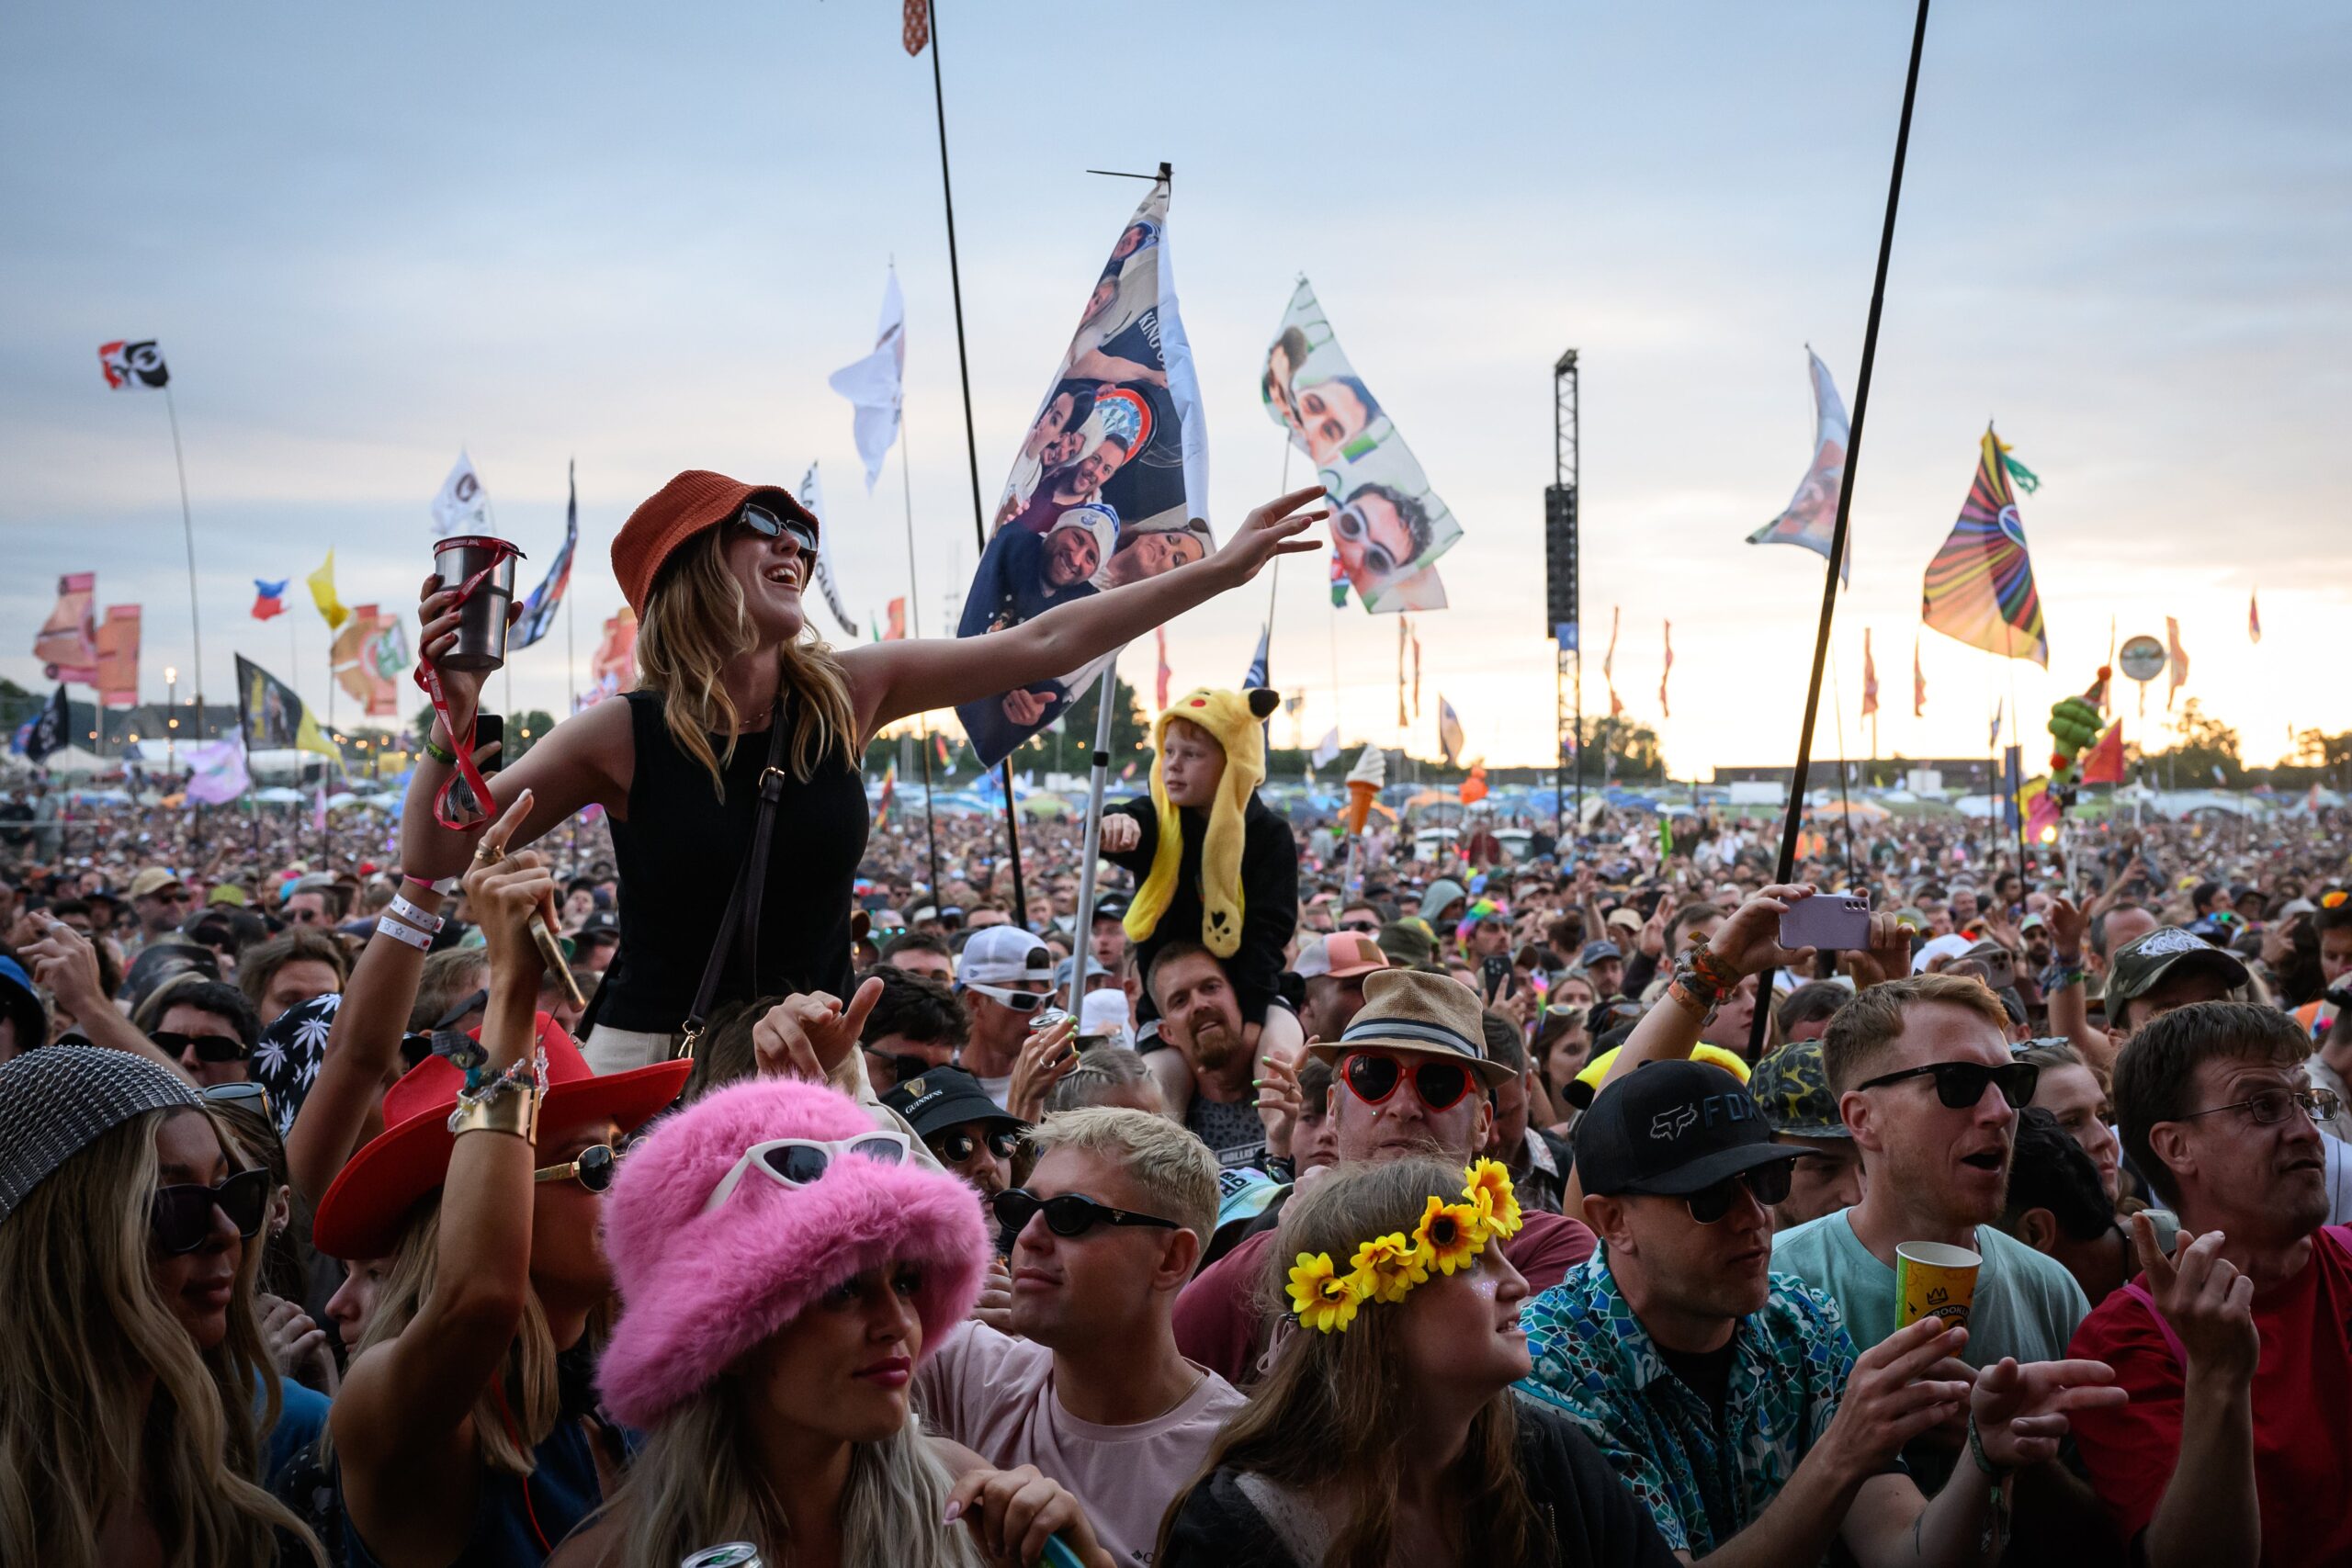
[431,450,492,536]
[796,464,860,639]
[828,268,907,493]
[1311,727,1341,768]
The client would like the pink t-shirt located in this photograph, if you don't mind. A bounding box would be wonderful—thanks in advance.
[916,1321,1247,1566]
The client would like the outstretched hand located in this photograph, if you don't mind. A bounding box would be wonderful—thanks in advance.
[1969,1355,2126,1471]
[1702,884,1818,980]
[753,976,885,1082]
[1210,484,1328,584]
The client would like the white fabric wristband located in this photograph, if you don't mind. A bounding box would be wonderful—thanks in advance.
[388,894,446,931]
[375,914,433,951]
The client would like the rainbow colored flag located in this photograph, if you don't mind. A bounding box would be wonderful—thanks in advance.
[1921,428,2049,667]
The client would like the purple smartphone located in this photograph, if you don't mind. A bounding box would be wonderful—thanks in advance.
[1779,893,1871,952]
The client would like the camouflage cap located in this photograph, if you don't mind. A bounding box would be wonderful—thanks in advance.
[2105,925,2248,1010]
[1747,1037,1850,1140]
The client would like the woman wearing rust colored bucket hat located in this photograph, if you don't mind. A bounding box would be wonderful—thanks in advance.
[321,835,689,1568]
[395,470,1328,1077]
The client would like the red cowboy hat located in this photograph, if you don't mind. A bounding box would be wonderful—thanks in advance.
[312,1012,690,1260]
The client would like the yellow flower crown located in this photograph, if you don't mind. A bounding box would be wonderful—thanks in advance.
[1284,1159,1524,1334]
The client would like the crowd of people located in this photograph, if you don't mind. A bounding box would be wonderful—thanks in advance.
[4,467,2349,1567]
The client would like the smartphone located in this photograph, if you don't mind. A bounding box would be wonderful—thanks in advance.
[1779,893,1871,952]
[474,713,504,773]
[1480,954,1513,1003]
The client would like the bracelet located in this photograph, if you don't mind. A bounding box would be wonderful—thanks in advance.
[2038,961,2086,995]
[401,872,460,896]
[1688,944,1740,996]
[1263,1154,1296,1185]
[1671,954,1727,1009]
[375,914,433,951]
[388,893,445,931]
[1966,1410,2013,1480]
[449,1088,538,1141]
[1666,976,1720,1024]
[1965,1411,2014,1553]
[421,733,458,767]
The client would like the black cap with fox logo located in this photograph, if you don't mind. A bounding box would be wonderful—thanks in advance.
[1574,1058,1808,1198]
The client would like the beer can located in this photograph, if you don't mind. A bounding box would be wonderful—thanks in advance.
[681,1544,763,1568]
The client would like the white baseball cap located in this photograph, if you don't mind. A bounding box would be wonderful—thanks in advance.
[959,925,1053,987]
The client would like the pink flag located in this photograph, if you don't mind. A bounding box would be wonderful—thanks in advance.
[1658,621,1674,719]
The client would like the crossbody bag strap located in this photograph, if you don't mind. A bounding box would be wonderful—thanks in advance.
[676,700,790,1059]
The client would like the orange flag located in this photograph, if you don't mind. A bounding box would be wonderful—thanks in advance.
[2080,721,2126,785]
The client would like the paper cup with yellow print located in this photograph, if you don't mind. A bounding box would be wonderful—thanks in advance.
[1894,1241,1981,1330]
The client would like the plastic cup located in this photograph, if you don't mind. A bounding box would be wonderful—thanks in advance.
[1894,1240,1982,1329]
[432,536,525,673]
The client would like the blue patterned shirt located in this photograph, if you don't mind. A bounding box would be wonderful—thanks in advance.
[1515,1249,1866,1557]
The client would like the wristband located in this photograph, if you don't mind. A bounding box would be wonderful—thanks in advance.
[1666,976,1720,1024]
[2038,961,2086,995]
[375,914,433,951]
[449,1087,538,1141]
[421,733,458,767]
[401,872,460,896]
[388,893,446,931]
[1688,943,1740,995]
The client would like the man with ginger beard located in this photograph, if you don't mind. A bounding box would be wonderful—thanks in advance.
[1146,942,1266,1170]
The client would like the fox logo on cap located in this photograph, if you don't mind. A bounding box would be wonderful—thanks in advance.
[1649,1104,1699,1140]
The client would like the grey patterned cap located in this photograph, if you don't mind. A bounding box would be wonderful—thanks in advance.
[0,1046,200,1225]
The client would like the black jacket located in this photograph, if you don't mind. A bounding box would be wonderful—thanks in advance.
[1105,793,1297,1024]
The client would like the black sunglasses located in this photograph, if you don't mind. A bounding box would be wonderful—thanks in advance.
[991,1188,1180,1238]
[534,1143,624,1193]
[1684,1161,1794,1224]
[152,1030,249,1064]
[935,1127,1023,1165]
[200,1080,273,1116]
[735,502,819,555]
[1854,1059,2040,1111]
[151,1168,271,1255]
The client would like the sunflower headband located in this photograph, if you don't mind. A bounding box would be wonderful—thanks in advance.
[1284,1159,1523,1334]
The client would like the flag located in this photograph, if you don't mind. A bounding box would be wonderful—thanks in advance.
[2002,745,2024,832]
[1747,348,1851,583]
[1658,621,1675,719]
[934,732,954,773]
[1410,625,1421,718]
[96,606,141,711]
[1913,635,1926,718]
[512,464,578,651]
[2166,616,2190,708]
[874,761,897,829]
[1437,695,1464,767]
[1996,438,2041,494]
[1460,762,1488,806]
[1922,427,2050,666]
[183,734,249,805]
[312,779,329,834]
[1988,699,2004,750]
[1244,623,1270,691]
[902,0,929,55]
[1329,550,1350,607]
[828,269,908,493]
[1264,277,1456,612]
[885,599,908,641]
[252,579,288,621]
[1860,627,1880,719]
[956,173,1208,767]
[792,464,859,639]
[1396,619,1409,727]
[2101,616,2117,715]
[35,572,101,684]
[1602,605,1623,718]
[2023,776,2060,842]
[96,339,169,390]
[590,607,638,697]
[2248,590,2262,645]
[22,684,69,762]
[334,606,401,717]
[1312,727,1340,769]
[1119,761,1136,782]
[1154,626,1170,709]
[307,550,349,632]
[235,655,338,762]
[2080,721,2125,785]
[431,450,492,536]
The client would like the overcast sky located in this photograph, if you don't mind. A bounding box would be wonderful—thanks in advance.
[4,1,2344,775]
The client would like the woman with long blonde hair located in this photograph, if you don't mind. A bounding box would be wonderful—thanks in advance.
[1158,1157,1674,1568]
[0,1045,324,1567]
[396,472,1325,1072]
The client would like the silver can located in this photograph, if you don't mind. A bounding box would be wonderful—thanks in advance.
[681,1545,763,1568]
[431,535,526,673]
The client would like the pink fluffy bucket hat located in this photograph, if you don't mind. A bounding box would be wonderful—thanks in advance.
[596,1077,989,1429]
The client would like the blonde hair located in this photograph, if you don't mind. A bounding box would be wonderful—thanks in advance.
[637,527,860,798]
[1028,1105,1218,1247]
[1822,972,2012,1094]
[1159,1157,1544,1567]
[594,1393,983,1568]
[0,1108,323,1568]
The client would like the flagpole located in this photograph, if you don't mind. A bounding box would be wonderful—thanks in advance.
[1066,658,1119,1016]
[1749,0,1933,1060]
[900,412,944,904]
[160,384,209,740]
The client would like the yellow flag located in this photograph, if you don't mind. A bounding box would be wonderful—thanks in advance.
[308,550,350,631]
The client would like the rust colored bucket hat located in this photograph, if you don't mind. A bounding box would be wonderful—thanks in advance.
[610,470,819,617]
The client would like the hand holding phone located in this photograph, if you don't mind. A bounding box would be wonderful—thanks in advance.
[1778,892,1871,952]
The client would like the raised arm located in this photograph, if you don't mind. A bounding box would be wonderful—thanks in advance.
[13,917,185,1075]
[2041,897,2114,1074]
[841,487,1325,739]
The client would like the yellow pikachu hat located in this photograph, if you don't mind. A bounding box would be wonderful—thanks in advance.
[1125,685,1281,957]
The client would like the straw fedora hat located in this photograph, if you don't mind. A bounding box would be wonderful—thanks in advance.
[312,1013,689,1260]
[1306,968,1513,1089]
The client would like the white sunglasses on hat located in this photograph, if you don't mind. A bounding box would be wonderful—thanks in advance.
[701,1131,912,1215]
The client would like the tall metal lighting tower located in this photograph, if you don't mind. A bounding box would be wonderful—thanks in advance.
[1547,350,1581,835]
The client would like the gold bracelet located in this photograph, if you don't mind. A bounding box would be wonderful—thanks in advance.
[449,1088,538,1142]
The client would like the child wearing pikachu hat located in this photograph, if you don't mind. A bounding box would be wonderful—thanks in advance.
[1097,686,1299,1027]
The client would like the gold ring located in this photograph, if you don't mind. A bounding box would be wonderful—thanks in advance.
[474,842,505,864]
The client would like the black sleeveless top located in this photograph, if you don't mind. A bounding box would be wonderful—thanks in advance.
[594,690,868,1032]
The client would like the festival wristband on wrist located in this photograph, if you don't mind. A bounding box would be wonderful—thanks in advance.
[388,893,445,931]
[421,732,458,767]
[1666,976,1720,1023]
[401,872,460,896]
[1688,944,1739,994]
[375,914,433,951]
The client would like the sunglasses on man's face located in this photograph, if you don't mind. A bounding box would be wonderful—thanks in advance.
[1339,1050,1476,1113]
[734,502,820,557]
[1337,918,1382,934]
[151,1167,271,1255]
[991,1187,1179,1239]
[965,980,1050,1013]
[935,1126,1023,1165]
[1682,1161,1794,1224]
[152,1030,249,1064]
[534,1143,625,1194]
[1854,1059,2040,1111]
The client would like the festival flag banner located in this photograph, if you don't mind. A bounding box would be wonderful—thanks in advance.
[1437,695,1465,767]
[794,465,859,639]
[885,599,908,641]
[21,684,69,762]
[2080,720,2125,785]
[1989,698,2005,750]
[1244,623,1270,691]
[96,339,170,390]
[1913,635,1927,717]
[901,0,929,56]
[873,761,897,829]
[1410,626,1422,719]
[183,734,250,805]
[1921,427,2049,667]
[1602,606,1623,718]
[431,451,492,536]
[513,464,579,651]
[2248,590,2262,646]
[333,606,403,717]
[1860,627,1880,719]
[1312,727,1341,769]
[1659,621,1674,719]
[2165,616,2190,708]
[934,732,955,774]
[252,579,288,621]
[1396,618,1409,727]
[1746,348,1851,583]
[955,173,1209,766]
[34,572,100,683]
[1154,626,1171,710]
[828,268,907,493]
[585,607,638,705]
[307,550,349,632]
[234,655,338,762]
[96,605,141,710]
[1261,277,1457,612]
